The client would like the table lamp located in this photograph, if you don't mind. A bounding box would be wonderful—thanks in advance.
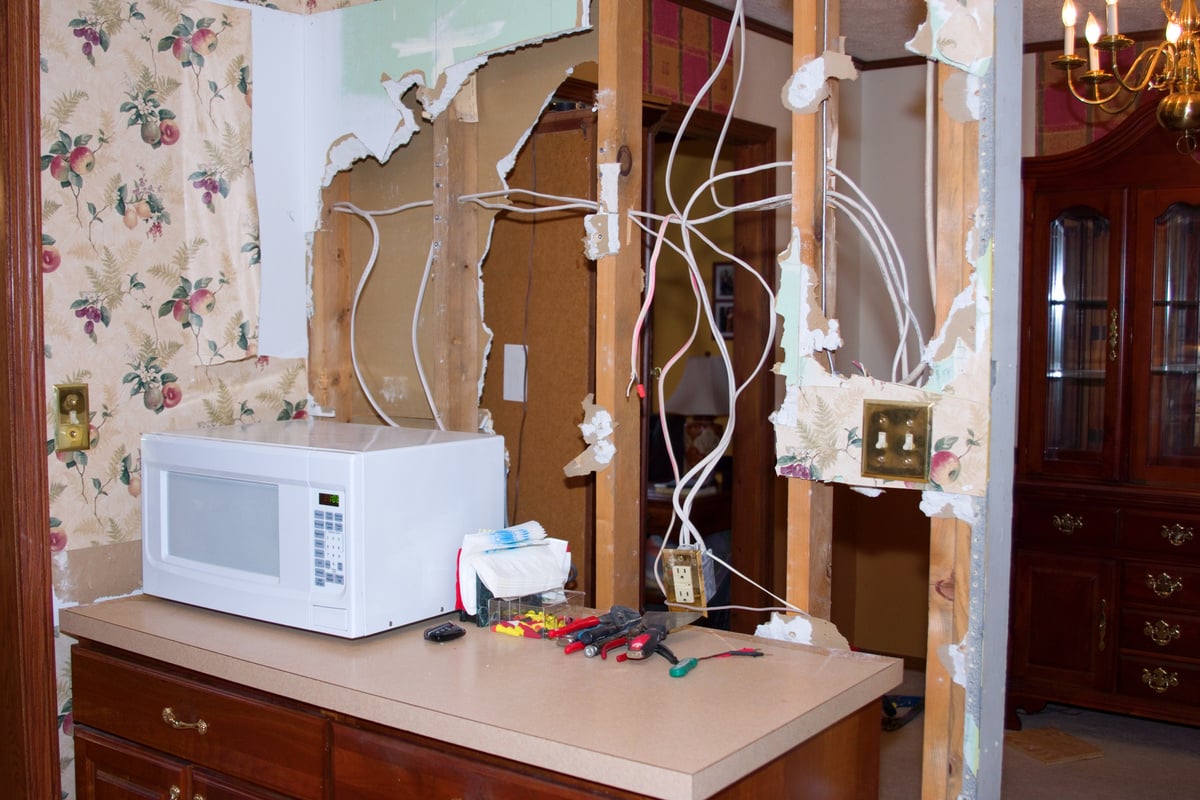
[665,355,730,472]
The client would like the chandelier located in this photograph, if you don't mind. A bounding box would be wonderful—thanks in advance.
[1055,0,1200,152]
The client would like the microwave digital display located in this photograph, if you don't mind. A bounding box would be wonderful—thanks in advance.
[319,492,340,507]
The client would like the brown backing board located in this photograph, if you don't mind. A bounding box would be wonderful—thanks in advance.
[480,107,598,598]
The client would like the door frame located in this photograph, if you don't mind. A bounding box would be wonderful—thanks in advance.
[1,0,62,795]
[641,105,778,633]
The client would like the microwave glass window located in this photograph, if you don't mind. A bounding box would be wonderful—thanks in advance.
[166,471,280,577]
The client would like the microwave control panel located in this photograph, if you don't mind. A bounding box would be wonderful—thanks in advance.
[312,490,345,589]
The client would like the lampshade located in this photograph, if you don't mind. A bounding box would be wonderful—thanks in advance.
[665,355,730,417]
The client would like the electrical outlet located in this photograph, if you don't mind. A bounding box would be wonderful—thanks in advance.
[661,548,705,611]
[860,400,931,481]
[671,565,695,603]
[54,383,90,452]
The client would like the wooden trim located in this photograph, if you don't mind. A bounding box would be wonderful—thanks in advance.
[593,0,644,610]
[0,1,61,796]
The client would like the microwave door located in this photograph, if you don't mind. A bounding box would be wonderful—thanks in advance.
[163,471,281,579]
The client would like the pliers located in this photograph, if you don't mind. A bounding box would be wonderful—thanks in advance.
[586,633,627,659]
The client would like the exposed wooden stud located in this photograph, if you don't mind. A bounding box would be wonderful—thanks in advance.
[310,170,353,421]
[592,0,644,610]
[430,83,484,433]
[785,0,836,621]
[921,62,978,800]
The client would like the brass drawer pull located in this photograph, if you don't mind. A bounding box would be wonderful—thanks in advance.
[1161,523,1195,547]
[1144,620,1181,647]
[1146,572,1184,598]
[1052,513,1083,535]
[162,706,208,735]
[1141,667,1179,694]
[170,788,180,800]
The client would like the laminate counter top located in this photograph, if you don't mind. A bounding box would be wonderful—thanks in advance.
[60,595,901,800]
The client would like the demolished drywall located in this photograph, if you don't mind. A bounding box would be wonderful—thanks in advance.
[771,5,994,501]
[253,0,590,358]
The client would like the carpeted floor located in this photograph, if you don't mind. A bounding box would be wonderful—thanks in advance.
[879,671,1200,799]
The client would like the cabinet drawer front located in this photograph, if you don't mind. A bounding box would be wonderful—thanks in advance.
[1119,511,1200,556]
[71,646,326,799]
[1015,502,1117,546]
[1119,608,1200,658]
[1122,561,1200,611]
[1117,655,1200,708]
[332,722,641,800]
[75,726,187,800]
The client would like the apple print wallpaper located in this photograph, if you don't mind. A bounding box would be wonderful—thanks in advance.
[41,0,376,792]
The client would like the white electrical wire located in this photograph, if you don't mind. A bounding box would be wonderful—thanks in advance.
[332,187,601,432]
[825,165,928,384]
[660,0,746,218]
[333,200,445,430]
[826,192,924,382]
[459,187,599,213]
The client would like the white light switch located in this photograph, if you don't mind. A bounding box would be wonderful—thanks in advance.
[503,344,527,402]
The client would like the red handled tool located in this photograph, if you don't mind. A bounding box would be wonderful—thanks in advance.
[623,611,699,661]
[546,615,600,639]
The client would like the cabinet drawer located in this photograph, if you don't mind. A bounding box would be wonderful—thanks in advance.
[71,645,326,799]
[1121,561,1200,611]
[1117,655,1200,708]
[1119,607,1200,658]
[1119,510,1200,556]
[331,721,641,800]
[1015,502,1116,546]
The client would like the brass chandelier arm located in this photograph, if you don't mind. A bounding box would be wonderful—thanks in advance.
[1062,44,1172,112]
[1064,72,1140,115]
[1109,43,1173,95]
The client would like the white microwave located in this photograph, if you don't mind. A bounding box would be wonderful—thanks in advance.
[141,421,505,638]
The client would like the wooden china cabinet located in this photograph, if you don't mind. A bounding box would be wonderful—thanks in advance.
[1010,101,1200,728]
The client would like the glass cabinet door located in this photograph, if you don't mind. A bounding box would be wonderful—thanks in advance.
[1027,194,1124,480]
[1044,208,1112,457]
[1132,191,1200,482]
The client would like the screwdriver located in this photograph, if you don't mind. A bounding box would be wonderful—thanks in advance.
[670,648,764,677]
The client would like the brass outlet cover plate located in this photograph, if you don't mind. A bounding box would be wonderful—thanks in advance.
[860,400,931,482]
[54,383,90,452]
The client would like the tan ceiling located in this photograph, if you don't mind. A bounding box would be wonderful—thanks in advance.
[704,1,1173,64]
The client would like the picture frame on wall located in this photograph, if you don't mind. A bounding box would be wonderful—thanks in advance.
[713,261,734,300]
[715,300,734,338]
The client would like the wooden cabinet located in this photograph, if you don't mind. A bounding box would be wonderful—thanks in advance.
[1011,102,1200,728]
[70,633,885,800]
[331,721,644,799]
[71,645,327,800]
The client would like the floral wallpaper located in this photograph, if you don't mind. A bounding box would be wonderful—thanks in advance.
[40,0,377,794]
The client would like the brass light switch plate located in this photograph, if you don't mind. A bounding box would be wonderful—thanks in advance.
[860,400,931,481]
[54,383,90,452]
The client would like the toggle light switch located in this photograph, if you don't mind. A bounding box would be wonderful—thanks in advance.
[54,383,90,452]
[860,400,931,481]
